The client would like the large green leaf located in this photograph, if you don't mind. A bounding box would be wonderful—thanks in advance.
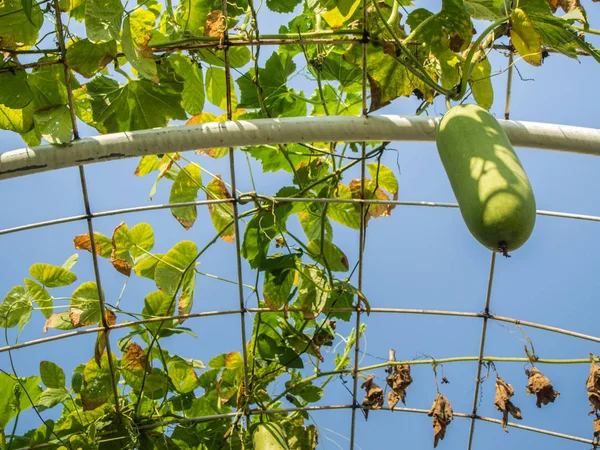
[85,0,124,42]
[30,263,77,288]
[366,163,399,195]
[206,67,237,111]
[28,64,72,109]
[169,164,203,230]
[70,282,102,327]
[243,144,312,173]
[206,176,235,242]
[0,103,34,133]
[80,353,118,410]
[511,8,542,66]
[33,105,73,144]
[298,204,333,242]
[327,184,361,229]
[464,0,504,20]
[0,0,43,49]
[0,373,42,428]
[297,265,328,320]
[155,241,198,296]
[197,46,251,69]
[0,286,33,330]
[37,388,70,409]
[84,75,186,133]
[128,223,155,259]
[167,356,201,393]
[142,290,177,335]
[306,239,349,272]
[122,10,158,82]
[0,69,33,108]
[66,38,117,78]
[169,54,205,115]
[40,361,66,389]
[263,256,296,310]
[24,278,53,318]
[266,0,301,13]
[133,254,163,280]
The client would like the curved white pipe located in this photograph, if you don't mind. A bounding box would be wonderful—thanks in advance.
[1,115,599,180]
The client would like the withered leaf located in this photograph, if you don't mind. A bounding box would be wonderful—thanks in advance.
[122,342,148,372]
[386,364,412,409]
[494,376,522,432]
[361,374,384,418]
[546,0,580,13]
[73,232,112,259]
[586,355,600,414]
[94,310,116,367]
[205,10,225,38]
[525,367,560,408]
[349,178,397,220]
[110,222,132,277]
[428,393,453,448]
[594,417,600,447]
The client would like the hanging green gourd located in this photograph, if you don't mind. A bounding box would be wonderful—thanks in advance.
[252,422,290,450]
[435,104,537,256]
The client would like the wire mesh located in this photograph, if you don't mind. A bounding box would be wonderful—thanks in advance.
[0,1,599,449]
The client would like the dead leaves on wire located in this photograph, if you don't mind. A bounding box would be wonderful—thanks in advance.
[525,366,560,408]
[386,363,413,409]
[428,393,453,448]
[494,376,522,431]
[360,374,384,419]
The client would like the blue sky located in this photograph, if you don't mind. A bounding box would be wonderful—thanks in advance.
[1,1,600,449]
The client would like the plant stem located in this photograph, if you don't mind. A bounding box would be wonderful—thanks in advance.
[572,25,600,36]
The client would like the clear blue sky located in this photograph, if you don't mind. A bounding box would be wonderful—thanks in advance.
[1,1,600,448]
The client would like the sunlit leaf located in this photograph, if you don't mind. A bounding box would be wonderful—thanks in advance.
[81,353,118,411]
[168,356,200,393]
[511,8,543,66]
[0,69,33,108]
[85,0,124,43]
[297,265,328,320]
[321,0,360,28]
[30,263,76,288]
[122,10,158,82]
[133,254,163,280]
[367,163,399,195]
[327,184,361,229]
[307,239,349,272]
[0,286,32,330]
[464,0,504,19]
[37,388,70,409]
[24,278,52,318]
[469,57,494,110]
[169,54,205,115]
[0,373,42,428]
[33,105,73,144]
[169,164,203,230]
[40,361,66,389]
[206,175,235,242]
[155,241,198,296]
[66,38,117,78]
[70,281,102,327]
[266,0,301,13]
[43,311,75,333]
[206,67,237,111]
[0,0,43,50]
[0,103,34,134]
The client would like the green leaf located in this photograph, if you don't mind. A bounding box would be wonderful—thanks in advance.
[299,205,333,242]
[511,8,542,66]
[175,0,212,33]
[297,265,328,320]
[0,69,33,108]
[464,0,504,20]
[30,263,77,288]
[197,46,251,69]
[155,241,198,296]
[0,103,34,133]
[122,10,158,82]
[310,84,361,116]
[206,67,237,111]
[169,164,202,230]
[168,356,201,393]
[367,163,399,195]
[134,254,163,280]
[263,254,298,310]
[85,0,124,42]
[326,280,355,321]
[24,278,53,318]
[266,0,301,13]
[80,354,118,411]
[206,176,235,242]
[469,57,494,110]
[0,373,42,428]
[169,54,205,115]
[33,105,73,144]
[28,64,72,109]
[20,125,41,147]
[40,361,66,388]
[306,239,349,272]
[84,75,186,133]
[242,204,292,269]
[143,290,177,334]
[128,223,155,259]
[37,388,70,409]
[0,0,43,49]
[66,38,117,78]
[0,286,32,330]
[327,184,361,229]
[60,0,84,12]
[243,144,312,173]
[70,282,102,327]
[20,0,33,25]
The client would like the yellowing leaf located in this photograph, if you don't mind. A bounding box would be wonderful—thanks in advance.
[122,10,158,82]
[322,0,360,28]
[169,164,203,230]
[206,67,237,111]
[73,232,113,258]
[206,175,235,243]
[469,57,494,110]
[511,8,542,66]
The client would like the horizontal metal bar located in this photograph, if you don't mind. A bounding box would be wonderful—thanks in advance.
[2,307,598,354]
[1,199,599,237]
[1,116,598,180]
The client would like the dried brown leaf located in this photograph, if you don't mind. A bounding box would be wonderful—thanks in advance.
[525,367,560,408]
[73,233,111,258]
[349,178,397,220]
[546,0,580,12]
[205,10,225,38]
[361,374,384,418]
[386,364,412,409]
[123,342,148,372]
[494,376,522,431]
[110,222,132,276]
[587,356,600,414]
[594,418,600,447]
[428,393,453,448]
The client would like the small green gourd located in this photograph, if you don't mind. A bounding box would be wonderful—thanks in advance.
[252,423,290,450]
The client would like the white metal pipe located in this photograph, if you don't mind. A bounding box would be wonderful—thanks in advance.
[1,115,599,180]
